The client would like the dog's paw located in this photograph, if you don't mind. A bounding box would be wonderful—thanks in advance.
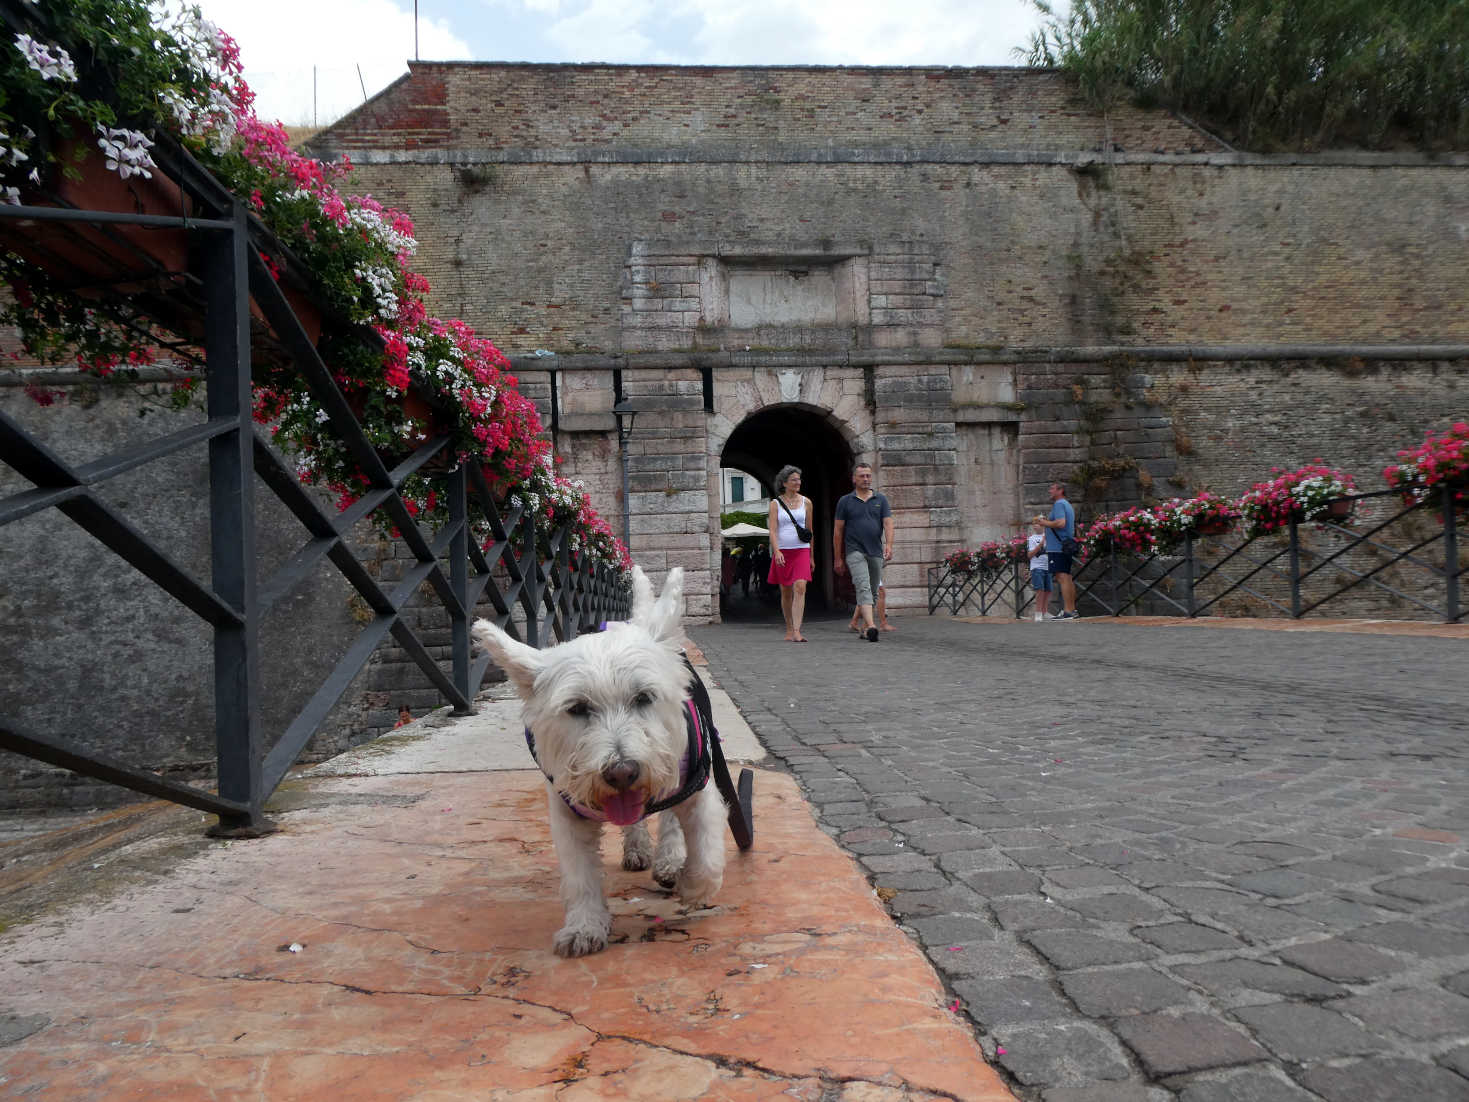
[652,857,682,890]
[621,824,654,871]
[553,923,610,957]
[675,868,723,908]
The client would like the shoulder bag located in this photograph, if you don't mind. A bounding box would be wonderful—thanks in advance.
[777,497,813,544]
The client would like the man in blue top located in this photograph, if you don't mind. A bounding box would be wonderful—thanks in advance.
[833,462,894,642]
[1033,481,1079,619]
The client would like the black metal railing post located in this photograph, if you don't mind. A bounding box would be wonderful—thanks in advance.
[448,464,473,713]
[205,200,270,837]
[1288,518,1302,618]
[1184,534,1197,616]
[1445,482,1461,623]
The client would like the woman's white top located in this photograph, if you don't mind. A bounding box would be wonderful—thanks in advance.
[774,498,811,549]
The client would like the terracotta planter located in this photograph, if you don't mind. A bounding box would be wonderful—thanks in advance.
[1325,498,1354,520]
[2,141,194,285]
[1195,518,1232,536]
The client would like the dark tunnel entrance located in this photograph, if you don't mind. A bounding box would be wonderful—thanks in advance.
[720,405,856,622]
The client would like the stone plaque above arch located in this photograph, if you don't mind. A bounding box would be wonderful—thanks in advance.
[621,240,944,353]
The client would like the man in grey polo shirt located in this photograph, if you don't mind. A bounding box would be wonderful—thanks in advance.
[833,461,894,643]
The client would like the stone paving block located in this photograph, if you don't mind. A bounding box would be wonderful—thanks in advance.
[1228,842,1318,862]
[905,913,999,944]
[1153,886,1257,915]
[1286,858,1382,882]
[1279,897,1395,927]
[1060,967,1196,1018]
[886,886,985,918]
[1446,971,1469,999]
[926,938,1051,979]
[1439,1044,1469,1079]
[1330,987,1469,1041]
[1373,872,1469,904]
[1335,846,1432,871]
[937,848,1014,874]
[1113,1012,1268,1076]
[1230,1002,1391,1061]
[953,975,1077,1026]
[1047,867,1130,889]
[873,870,950,891]
[1043,1084,1171,1102]
[876,804,948,823]
[1134,923,1246,954]
[906,832,998,856]
[1026,930,1158,969]
[1347,921,1469,957]
[1226,869,1335,899]
[1275,938,1403,982]
[860,852,936,874]
[1429,902,1469,930]
[962,869,1043,897]
[1075,842,1153,866]
[1065,893,1171,923]
[992,1019,1134,1087]
[1172,959,1346,1000]
[1107,818,1182,834]
[1216,905,1325,942]
[993,898,1094,931]
[1177,1068,1321,1101]
[1008,846,1090,869]
[1298,1057,1469,1102]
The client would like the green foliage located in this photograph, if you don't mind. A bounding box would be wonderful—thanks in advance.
[1024,0,1469,150]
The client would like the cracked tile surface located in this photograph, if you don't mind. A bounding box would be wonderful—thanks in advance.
[0,769,1011,1100]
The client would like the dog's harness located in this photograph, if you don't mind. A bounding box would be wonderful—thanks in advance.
[523,670,715,824]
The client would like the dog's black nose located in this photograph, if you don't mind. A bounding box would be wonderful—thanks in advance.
[602,760,641,791]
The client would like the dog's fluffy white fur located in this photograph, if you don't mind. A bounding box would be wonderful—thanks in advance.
[472,566,727,956]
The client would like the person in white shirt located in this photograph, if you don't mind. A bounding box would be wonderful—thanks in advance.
[1027,520,1051,622]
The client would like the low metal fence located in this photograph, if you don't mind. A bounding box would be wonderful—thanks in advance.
[928,487,1464,624]
[0,136,628,836]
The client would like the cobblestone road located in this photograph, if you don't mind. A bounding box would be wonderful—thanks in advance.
[691,614,1469,1102]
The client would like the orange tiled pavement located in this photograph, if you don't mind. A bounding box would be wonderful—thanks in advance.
[0,768,1015,1101]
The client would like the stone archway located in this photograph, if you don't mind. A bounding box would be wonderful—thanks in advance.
[720,405,857,619]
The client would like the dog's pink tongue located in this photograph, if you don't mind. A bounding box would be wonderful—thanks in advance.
[602,790,646,826]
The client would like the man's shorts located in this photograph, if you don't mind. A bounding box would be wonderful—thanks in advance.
[845,550,883,607]
[1048,551,1073,577]
[1030,568,1052,591]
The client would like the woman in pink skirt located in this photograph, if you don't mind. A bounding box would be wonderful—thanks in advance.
[766,464,814,642]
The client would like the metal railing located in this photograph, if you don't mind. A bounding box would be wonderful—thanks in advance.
[928,487,1465,624]
[0,136,628,836]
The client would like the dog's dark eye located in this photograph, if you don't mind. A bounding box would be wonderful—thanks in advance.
[632,691,655,708]
[567,701,593,717]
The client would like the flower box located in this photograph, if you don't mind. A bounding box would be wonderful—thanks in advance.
[5,140,194,285]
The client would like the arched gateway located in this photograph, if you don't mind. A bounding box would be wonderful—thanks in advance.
[720,403,857,615]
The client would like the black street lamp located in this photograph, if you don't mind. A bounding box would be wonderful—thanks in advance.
[612,401,638,551]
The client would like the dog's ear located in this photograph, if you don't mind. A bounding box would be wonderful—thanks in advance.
[472,618,543,698]
[629,565,654,621]
[633,567,684,647]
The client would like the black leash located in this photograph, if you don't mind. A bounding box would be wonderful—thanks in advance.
[683,656,754,850]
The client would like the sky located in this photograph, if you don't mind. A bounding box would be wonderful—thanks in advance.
[186,0,1056,127]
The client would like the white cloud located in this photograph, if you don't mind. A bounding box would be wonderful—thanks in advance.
[190,0,474,125]
[524,0,1047,67]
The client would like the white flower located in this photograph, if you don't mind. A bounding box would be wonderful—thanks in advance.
[15,33,76,82]
[2,186,20,206]
[96,126,157,180]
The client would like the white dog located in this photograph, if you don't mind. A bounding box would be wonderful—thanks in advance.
[472,566,728,956]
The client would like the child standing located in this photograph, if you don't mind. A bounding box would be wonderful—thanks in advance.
[1027,521,1051,622]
